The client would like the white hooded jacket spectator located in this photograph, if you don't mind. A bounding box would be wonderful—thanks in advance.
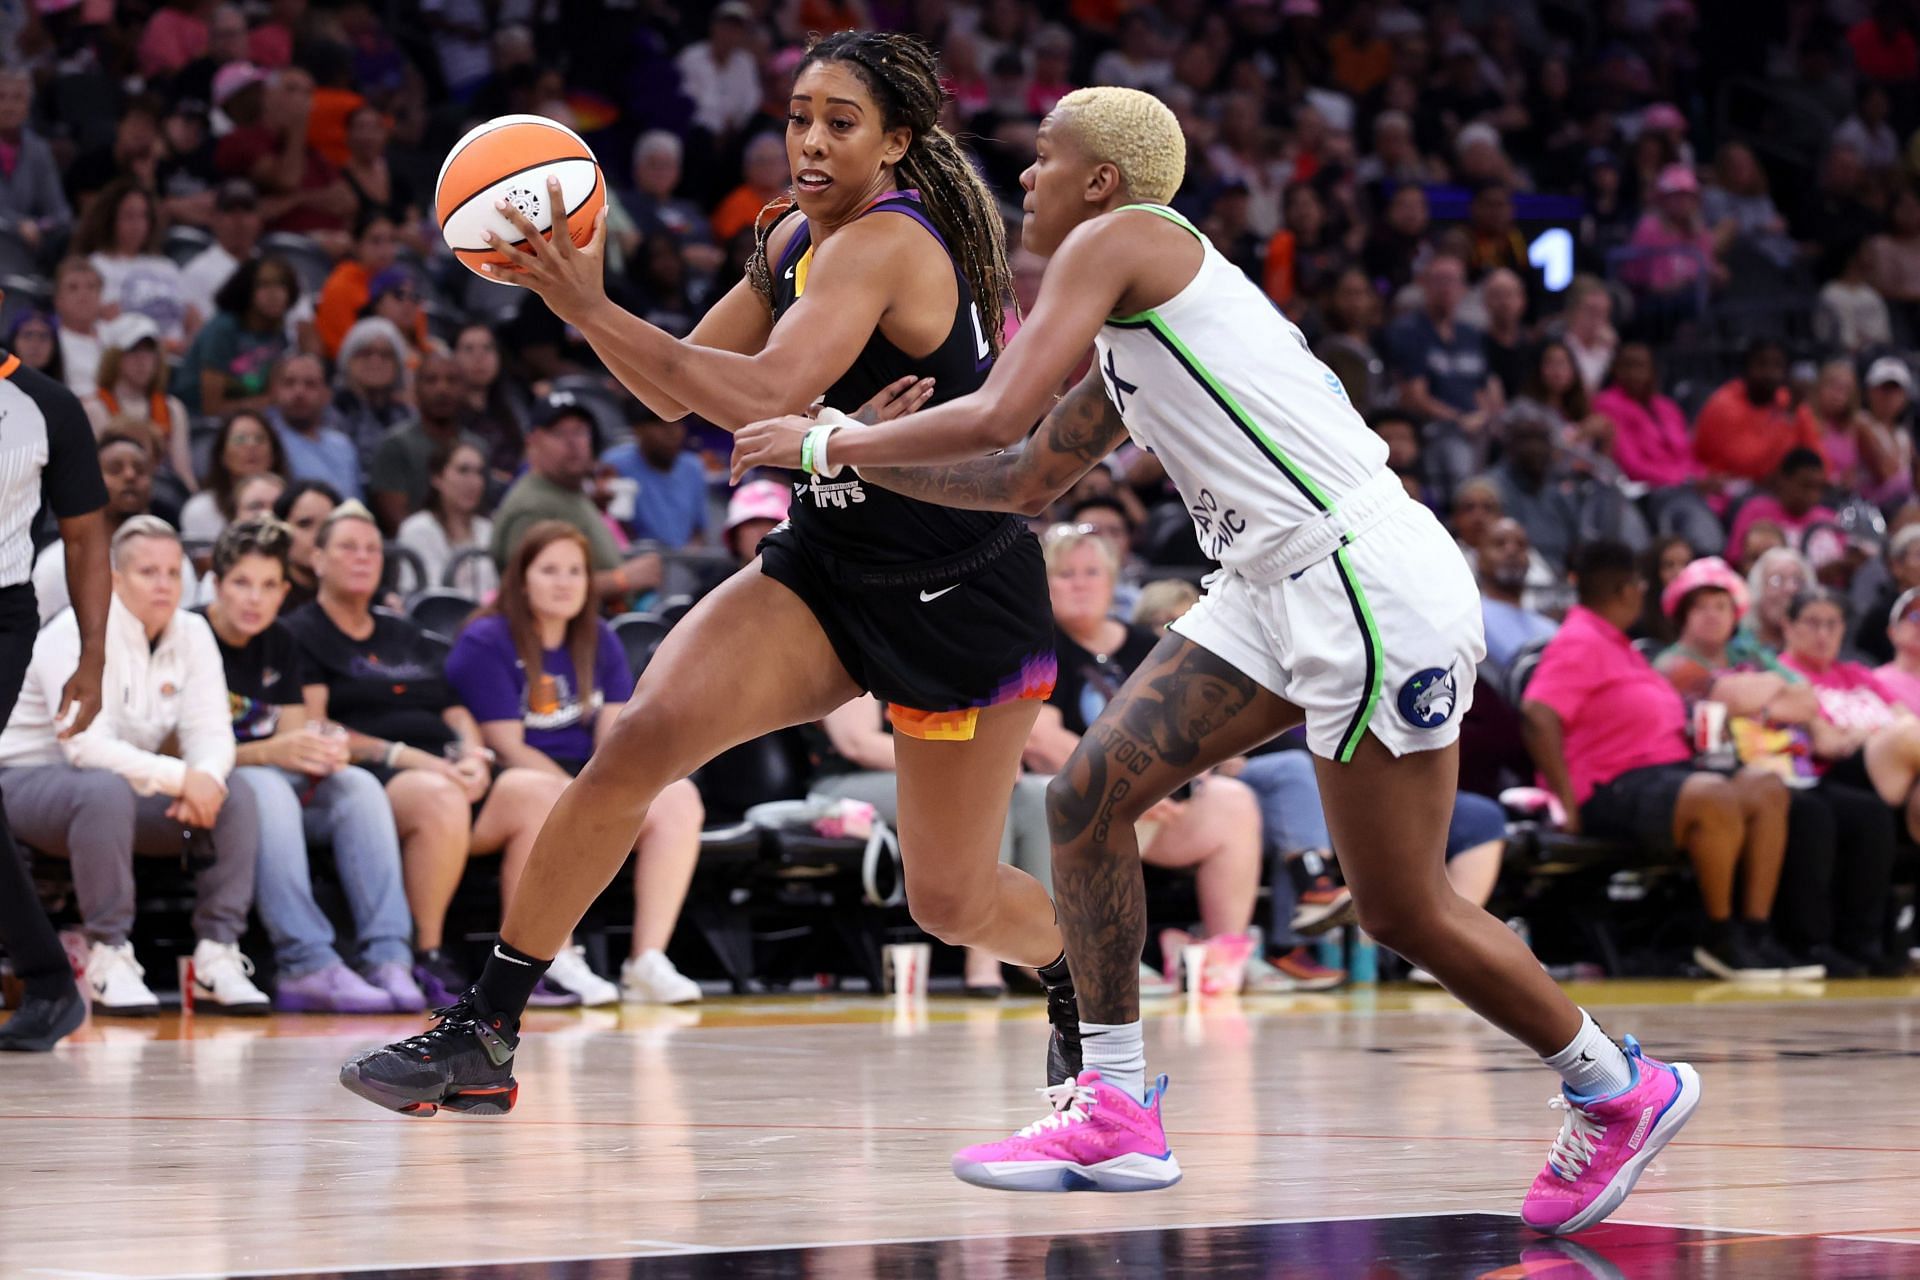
[0,582,233,796]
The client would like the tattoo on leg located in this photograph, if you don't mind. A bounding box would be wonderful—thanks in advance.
[1117,642,1262,767]
[1055,836,1148,1024]
[1046,640,1275,1021]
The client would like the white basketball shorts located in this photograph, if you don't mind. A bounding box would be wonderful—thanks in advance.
[1169,500,1487,762]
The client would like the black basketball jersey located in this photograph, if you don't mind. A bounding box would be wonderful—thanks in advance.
[768,191,1010,568]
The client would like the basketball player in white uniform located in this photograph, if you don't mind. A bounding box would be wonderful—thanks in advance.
[733,87,1699,1235]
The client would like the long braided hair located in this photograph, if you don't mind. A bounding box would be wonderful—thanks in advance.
[747,31,1014,357]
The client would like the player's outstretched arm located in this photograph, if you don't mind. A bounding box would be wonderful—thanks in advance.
[731,220,1132,476]
[487,180,898,430]
[860,368,1127,516]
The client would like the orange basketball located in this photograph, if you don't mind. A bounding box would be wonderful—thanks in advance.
[436,114,605,280]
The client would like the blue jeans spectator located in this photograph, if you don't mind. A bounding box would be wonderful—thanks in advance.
[1238,750,1510,945]
[232,765,412,977]
[1238,751,1328,947]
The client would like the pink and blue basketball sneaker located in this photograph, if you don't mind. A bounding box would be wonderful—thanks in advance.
[951,1070,1183,1192]
[1522,1036,1702,1235]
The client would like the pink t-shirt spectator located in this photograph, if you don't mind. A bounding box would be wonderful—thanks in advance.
[1849,18,1920,83]
[1522,605,1693,806]
[1807,412,1860,487]
[1593,386,1700,488]
[138,8,208,78]
[1624,213,1716,294]
[1779,654,1902,732]
[1725,496,1838,560]
[249,23,294,69]
[1873,663,1920,715]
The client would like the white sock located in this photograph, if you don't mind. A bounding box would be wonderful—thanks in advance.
[1541,1009,1635,1099]
[1079,1020,1147,1102]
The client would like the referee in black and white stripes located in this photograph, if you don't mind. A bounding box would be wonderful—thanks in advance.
[0,347,111,1050]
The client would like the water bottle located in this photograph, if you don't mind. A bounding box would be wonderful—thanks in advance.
[1349,929,1379,984]
[1315,926,1346,972]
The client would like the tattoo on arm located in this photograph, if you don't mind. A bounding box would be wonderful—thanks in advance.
[862,371,1129,514]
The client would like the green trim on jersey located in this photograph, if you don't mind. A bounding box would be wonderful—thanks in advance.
[1111,308,1336,513]
[1097,232,1384,758]
[1109,204,1201,324]
[1331,548,1385,762]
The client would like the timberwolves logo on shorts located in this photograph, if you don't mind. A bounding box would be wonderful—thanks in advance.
[1397,666,1458,729]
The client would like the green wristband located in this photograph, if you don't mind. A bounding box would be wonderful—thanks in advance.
[800,429,817,476]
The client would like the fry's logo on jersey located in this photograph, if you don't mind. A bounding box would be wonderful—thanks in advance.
[1398,665,1458,729]
[802,475,867,509]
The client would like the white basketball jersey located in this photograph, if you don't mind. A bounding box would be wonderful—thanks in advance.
[1092,205,1390,570]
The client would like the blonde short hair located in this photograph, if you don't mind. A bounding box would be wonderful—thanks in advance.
[109,515,181,569]
[1041,522,1119,577]
[316,499,380,548]
[1132,578,1199,630]
[1054,86,1186,205]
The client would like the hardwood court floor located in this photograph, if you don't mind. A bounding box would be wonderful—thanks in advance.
[2,978,1919,1278]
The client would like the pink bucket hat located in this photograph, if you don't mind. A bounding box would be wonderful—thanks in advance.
[725,479,791,533]
[1662,555,1748,621]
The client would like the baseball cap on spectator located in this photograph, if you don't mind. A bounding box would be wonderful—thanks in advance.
[171,97,211,122]
[1643,103,1687,133]
[213,62,269,106]
[725,480,791,534]
[530,390,602,448]
[1661,556,1748,621]
[216,178,259,211]
[1443,33,1481,58]
[1585,146,1621,173]
[1654,163,1699,196]
[1867,356,1913,392]
[100,313,161,351]
[1455,122,1501,157]
[714,0,752,22]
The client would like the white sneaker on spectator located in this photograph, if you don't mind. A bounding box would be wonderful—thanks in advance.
[547,945,620,1006]
[620,950,702,1004]
[191,940,271,1015]
[86,941,159,1016]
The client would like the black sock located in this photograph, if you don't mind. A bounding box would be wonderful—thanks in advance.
[475,939,549,1023]
[0,819,73,999]
[22,970,75,1000]
[1037,950,1073,990]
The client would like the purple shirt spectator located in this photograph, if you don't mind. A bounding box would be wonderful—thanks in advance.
[445,614,633,766]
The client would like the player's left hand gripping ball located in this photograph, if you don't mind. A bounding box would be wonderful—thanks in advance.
[484,176,609,326]
[733,414,815,482]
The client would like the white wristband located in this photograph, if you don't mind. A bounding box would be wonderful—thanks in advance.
[813,406,857,480]
[808,424,844,480]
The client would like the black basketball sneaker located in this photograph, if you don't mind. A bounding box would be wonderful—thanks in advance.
[339,988,519,1117]
[1044,978,1082,1088]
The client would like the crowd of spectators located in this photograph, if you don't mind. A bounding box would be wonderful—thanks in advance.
[5,0,1920,1011]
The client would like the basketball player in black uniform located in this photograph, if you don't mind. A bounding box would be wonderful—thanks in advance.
[341,32,1078,1115]
[0,350,111,1051]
